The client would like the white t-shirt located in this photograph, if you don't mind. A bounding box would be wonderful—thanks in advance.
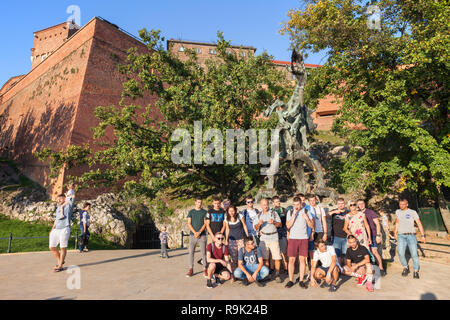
[246,209,258,220]
[310,205,325,233]
[313,245,341,270]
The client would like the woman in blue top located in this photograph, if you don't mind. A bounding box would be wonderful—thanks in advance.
[225,205,249,270]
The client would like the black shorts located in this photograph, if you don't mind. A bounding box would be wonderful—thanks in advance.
[208,263,228,275]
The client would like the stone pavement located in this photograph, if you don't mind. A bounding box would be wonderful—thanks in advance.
[1,248,449,300]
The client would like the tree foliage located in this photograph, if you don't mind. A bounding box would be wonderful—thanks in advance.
[37,30,291,201]
[282,0,450,198]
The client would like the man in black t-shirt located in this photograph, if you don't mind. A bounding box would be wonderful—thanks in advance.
[206,197,226,243]
[329,198,349,265]
[343,235,374,292]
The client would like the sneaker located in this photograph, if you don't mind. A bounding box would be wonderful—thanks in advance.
[285,281,294,288]
[255,279,265,287]
[329,285,337,292]
[413,271,419,279]
[320,281,328,288]
[242,278,249,286]
[380,269,387,277]
[366,281,374,292]
[206,279,213,289]
[203,268,208,279]
[402,267,410,277]
[358,275,368,286]
[186,268,193,277]
[356,276,363,286]
[299,280,307,289]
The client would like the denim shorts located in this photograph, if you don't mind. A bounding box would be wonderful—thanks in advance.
[369,234,378,248]
[332,236,347,257]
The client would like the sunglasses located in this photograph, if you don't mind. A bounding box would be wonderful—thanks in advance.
[216,237,224,240]
[247,201,254,204]
[350,204,357,207]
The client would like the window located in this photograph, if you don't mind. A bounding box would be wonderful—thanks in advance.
[195,48,201,53]
[240,51,246,57]
[209,49,216,55]
[226,50,232,55]
[291,74,296,80]
[178,46,185,52]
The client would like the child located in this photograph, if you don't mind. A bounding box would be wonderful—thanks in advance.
[59,183,76,219]
[159,226,169,258]
[79,202,91,252]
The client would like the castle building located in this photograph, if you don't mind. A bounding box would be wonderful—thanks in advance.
[0,17,159,199]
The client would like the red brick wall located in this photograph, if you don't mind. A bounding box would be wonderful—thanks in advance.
[0,18,161,199]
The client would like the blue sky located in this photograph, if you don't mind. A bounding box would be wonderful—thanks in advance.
[0,0,328,86]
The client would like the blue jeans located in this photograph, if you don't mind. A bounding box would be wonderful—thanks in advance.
[79,224,90,251]
[234,264,269,281]
[332,236,347,257]
[398,234,420,271]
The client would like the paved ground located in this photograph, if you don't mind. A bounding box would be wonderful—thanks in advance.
[1,248,449,300]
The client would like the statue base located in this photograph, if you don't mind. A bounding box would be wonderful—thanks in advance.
[255,188,277,203]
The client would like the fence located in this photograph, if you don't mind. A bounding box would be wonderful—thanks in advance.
[0,231,80,253]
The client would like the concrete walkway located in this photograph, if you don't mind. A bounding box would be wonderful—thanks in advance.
[1,248,449,300]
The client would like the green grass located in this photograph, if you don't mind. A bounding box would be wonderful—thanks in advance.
[313,130,347,146]
[0,214,122,253]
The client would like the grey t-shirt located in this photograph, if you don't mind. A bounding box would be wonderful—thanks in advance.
[396,209,419,234]
[286,208,313,240]
[254,210,281,241]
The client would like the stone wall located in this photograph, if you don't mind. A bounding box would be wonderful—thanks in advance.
[0,189,135,247]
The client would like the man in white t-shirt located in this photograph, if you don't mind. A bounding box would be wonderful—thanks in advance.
[310,239,341,292]
[394,198,426,279]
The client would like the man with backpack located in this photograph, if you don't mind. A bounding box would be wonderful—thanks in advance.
[205,232,234,288]
[234,236,269,286]
[254,198,283,283]
[241,196,261,245]
[272,195,288,273]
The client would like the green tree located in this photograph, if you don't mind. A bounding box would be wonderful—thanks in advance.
[282,0,450,199]
[37,30,290,201]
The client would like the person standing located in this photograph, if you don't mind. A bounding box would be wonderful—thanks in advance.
[379,209,392,260]
[343,200,372,249]
[241,196,261,245]
[49,194,75,272]
[310,240,341,292]
[357,199,386,276]
[234,236,269,286]
[253,198,283,283]
[186,198,208,278]
[285,197,314,289]
[394,199,426,279]
[159,226,169,259]
[224,205,249,270]
[272,195,288,273]
[343,235,374,292]
[206,197,226,243]
[307,194,328,276]
[329,198,349,265]
[78,202,91,253]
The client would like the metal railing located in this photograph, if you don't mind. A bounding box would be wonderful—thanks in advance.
[1,231,80,253]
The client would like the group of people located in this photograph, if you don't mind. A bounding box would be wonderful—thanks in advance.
[48,183,91,272]
[186,194,427,292]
